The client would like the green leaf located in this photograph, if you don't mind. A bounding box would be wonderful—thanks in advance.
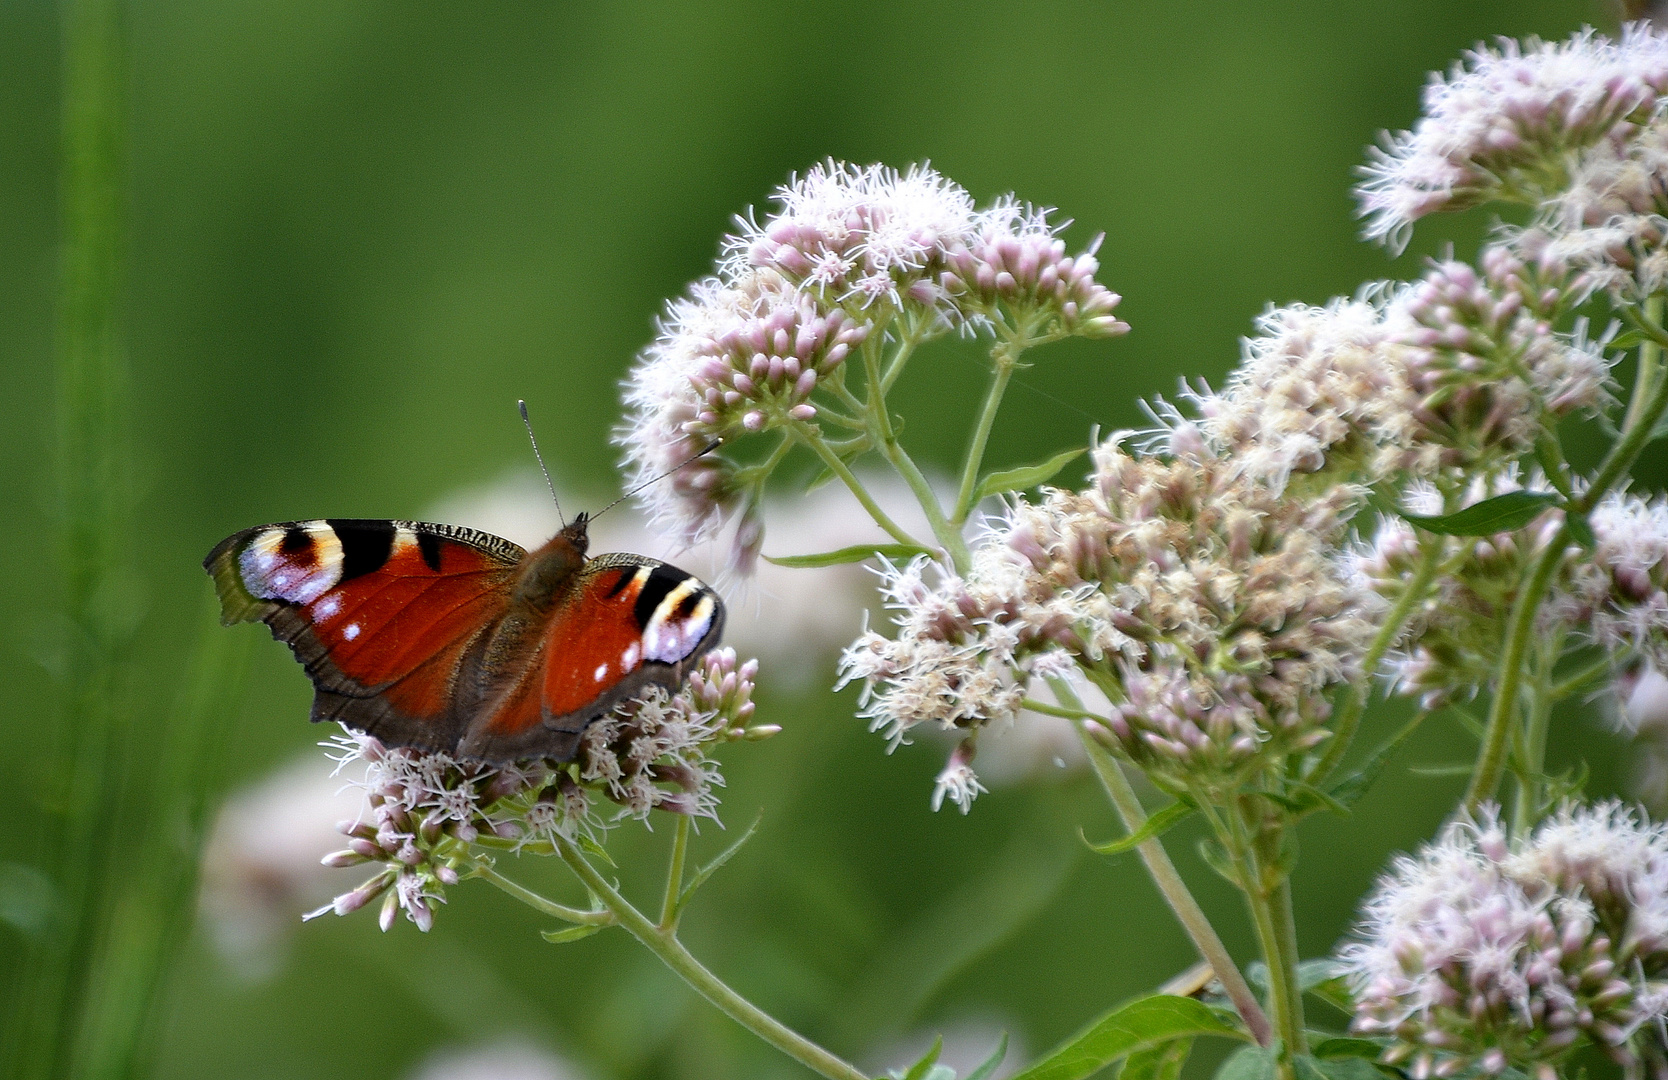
[540,923,606,945]
[1398,491,1560,536]
[1565,513,1595,549]
[676,810,764,916]
[764,543,936,568]
[965,1034,1010,1080]
[1009,994,1250,1080]
[1310,1039,1386,1062]
[1326,712,1428,810]
[1296,1053,1393,1080]
[578,834,616,867]
[1197,839,1242,889]
[975,447,1086,502]
[1121,1039,1192,1080]
[894,1035,944,1080]
[1081,800,1194,856]
[1609,329,1648,351]
[1295,959,1344,992]
[1214,1044,1278,1080]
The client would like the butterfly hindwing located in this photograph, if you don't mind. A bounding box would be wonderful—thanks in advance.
[456,554,725,762]
[205,519,525,753]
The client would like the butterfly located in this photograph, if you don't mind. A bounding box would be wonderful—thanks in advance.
[204,514,725,764]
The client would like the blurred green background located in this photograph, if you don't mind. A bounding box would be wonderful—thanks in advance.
[0,1,1652,1078]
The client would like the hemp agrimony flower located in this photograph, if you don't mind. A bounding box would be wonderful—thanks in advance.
[1358,25,1668,249]
[306,648,763,931]
[1558,491,1668,672]
[617,161,1125,569]
[1343,804,1668,1079]
[839,435,1378,802]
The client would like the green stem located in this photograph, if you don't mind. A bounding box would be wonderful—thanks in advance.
[1466,312,1668,815]
[793,426,922,549]
[856,337,972,571]
[1306,537,1444,786]
[15,0,130,1076]
[952,346,1018,525]
[1623,296,1664,434]
[1056,683,1271,1046]
[554,838,868,1080]
[659,813,691,931]
[1464,522,1569,814]
[1229,809,1305,1073]
[472,863,616,926]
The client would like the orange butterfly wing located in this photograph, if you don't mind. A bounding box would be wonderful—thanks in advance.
[205,519,524,754]
[457,555,725,762]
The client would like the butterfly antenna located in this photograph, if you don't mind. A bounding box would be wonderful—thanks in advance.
[591,440,721,522]
[518,399,565,528]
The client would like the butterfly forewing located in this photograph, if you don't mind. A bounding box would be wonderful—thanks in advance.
[205,519,524,753]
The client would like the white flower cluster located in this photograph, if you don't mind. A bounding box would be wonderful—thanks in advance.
[1549,116,1668,302]
[306,649,765,931]
[618,161,1126,562]
[1359,25,1668,249]
[1558,492,1668,672]
[1175,245,1607,501]
[1342,803,1668,1079]
[838,436,1377,803]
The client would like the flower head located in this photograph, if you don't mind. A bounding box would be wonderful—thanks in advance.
[304,649,765,931]
[1359,25,1668,249]
[1342,804,1668,1078]
[839,435,1377,799]
[1555,491,1668,672]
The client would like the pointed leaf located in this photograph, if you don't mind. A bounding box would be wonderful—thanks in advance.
[975,447,1086,502]
[578,834,616,867]
[676,810,764,916]
[966,1034,1010,1080]
[1399,491,1560,536]
[540,923,606,945]
[764,543,936,568]
[1009,994,1250,1080]
[1121,1039,1192,1080]
[898,1035,944,1080]
[1297,1054,1394,1080]
[1565,513,1595,549]
[1296,959,1344,992]
[1082,800,1194,856]
[1310,1039,1387,1063]
[1214,1044,1278,1080]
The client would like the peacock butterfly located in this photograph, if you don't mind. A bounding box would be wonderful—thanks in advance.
[204,512,725,764]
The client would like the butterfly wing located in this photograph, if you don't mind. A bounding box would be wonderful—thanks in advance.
[205,519,526,753]
[458,554,725,762]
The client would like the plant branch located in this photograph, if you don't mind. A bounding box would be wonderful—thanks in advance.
[471,862,616,926]
[1060,684,1272,1046]
[952,344,1019,524]
[660,813,691,931]
[793,425,923,549]
[553,838,869,1080]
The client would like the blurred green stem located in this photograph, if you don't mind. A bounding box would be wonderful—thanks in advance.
[1227,807,1305,1078]
[554,837,869,1080]
[659,813,691,931]
[952,340,1020,525]
[13,0,130,1075]
[793,424,921,548]
[1050,681,1272,1047]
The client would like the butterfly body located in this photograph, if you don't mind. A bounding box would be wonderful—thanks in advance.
[205,514,724,763]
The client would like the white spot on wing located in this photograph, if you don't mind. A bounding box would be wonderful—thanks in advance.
[622,642,640,671]
[313,595,341,621]
[343,622,360,641]
[593,662,608,682]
